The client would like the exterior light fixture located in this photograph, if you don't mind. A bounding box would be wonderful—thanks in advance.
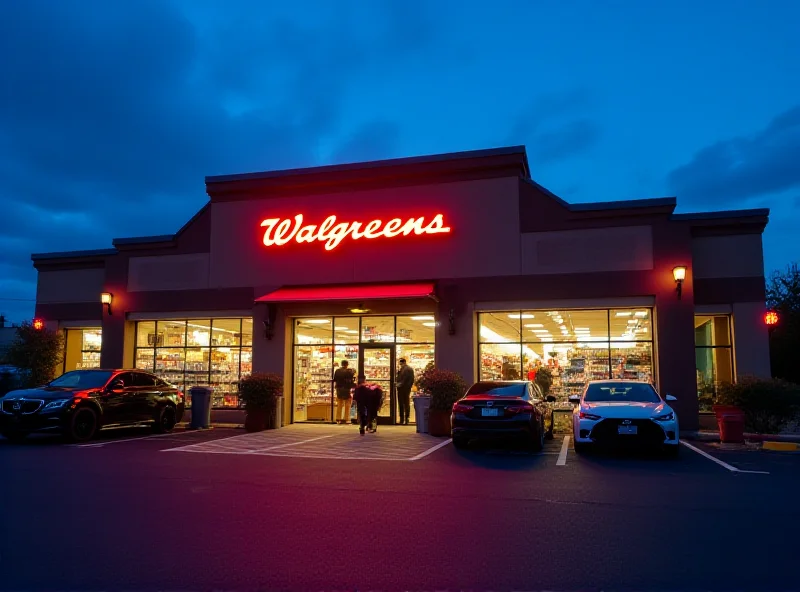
[32,318,44,330]
[349,303,370,314]
[672,266,687,299]
[100,292,113,315]
[764,310,779,326]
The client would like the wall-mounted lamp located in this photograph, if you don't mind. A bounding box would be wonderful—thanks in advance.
[349,303,371,314]
[262,303,277,340]
[448,308,456,335]
[100,292,113,315]
[672,266,687,300]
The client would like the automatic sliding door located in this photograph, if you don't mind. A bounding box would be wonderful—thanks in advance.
[361,346,394,424]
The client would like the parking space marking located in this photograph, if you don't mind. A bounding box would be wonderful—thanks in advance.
[73,429,202,448]
[556,435,570,466]
[244,434,339,454]
[681,441,770,474]
[408,438,452,461]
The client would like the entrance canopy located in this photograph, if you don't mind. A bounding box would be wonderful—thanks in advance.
[255,282,437,303]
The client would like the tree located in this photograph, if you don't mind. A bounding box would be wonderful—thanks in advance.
[766,262,800,384]
[6,322,64,388]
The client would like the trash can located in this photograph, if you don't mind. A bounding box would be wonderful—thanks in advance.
[189,386,213,429]
[718,412,746,443]
[413,395,431,434]
[270,395,284,429]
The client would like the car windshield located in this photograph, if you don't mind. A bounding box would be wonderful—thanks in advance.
[466,382,526,397]
[584,383,660,403]
[48,371,113,389]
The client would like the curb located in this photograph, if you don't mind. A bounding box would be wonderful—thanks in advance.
[762,441,800,452]
[682,431,800,444]
[176,423,244,430]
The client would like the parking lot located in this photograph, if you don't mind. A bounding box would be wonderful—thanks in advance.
[2,424,798,591]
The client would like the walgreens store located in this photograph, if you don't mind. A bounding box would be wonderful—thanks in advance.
[32,146,771,430]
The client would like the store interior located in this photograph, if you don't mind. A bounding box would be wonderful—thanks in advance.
[133,318,253,407]
[293,315,435,423]
[63,328,102,372]
[479,308,654,407]
[694,314,733,410]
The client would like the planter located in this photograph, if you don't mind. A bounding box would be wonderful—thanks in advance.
[428,409,452,437]
[245,409,268,432]
[713,404,745,443]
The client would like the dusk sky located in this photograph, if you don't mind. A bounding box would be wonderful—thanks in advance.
[1,0,799,324]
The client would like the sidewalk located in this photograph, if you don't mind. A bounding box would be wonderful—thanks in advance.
[178,408,246,429]
[682,429,800,450]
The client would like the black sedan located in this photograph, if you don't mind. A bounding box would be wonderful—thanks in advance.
[450,380,555,450]
[0,369,185,443]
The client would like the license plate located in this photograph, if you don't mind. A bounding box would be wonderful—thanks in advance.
[481,408,500,417]
[618,425,638,435]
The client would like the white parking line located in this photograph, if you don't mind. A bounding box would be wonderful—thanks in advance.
[73,429,201,448]
[244,434,338,454]
[681,441,770,474]
[556,435,570,466]
[409,438,452,461]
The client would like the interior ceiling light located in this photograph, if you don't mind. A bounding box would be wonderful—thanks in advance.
[635,311,648,317]
[302,319,331,324]
[627,320,638,325]
[411,316,435,321]
[615,311,633,317]
[422,322,437,327]
[343,330,359,334]
[508,313,534,319]
[524,323,544,328]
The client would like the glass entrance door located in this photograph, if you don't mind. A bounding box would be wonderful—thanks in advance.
[360,345,395,424]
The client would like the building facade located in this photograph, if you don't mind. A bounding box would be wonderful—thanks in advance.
[31,147,771,430]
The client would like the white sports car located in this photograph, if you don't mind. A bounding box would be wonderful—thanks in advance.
[569,380,680,455]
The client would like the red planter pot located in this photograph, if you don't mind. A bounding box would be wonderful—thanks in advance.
[245,409,268,432]
[712,404,746,443]
[428,409,452,437]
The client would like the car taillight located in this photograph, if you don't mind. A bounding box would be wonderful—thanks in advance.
[580,411,601,420]
[452,403,474,413]
[506,404,535,414]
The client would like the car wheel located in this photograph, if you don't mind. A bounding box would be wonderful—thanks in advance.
[154,405,177,434]
[573,440,589,454]
[2,431,28,443]
[452,435,469,449]
[529,422,545,452]
[66,407,98,442]
[664,444,680,458]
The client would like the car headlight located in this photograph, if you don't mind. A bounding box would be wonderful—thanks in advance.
[653,412,674,422]
[579,411,602,421]
[43,398,73,410]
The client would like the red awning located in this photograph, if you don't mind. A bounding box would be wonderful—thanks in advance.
[255,282,437,303]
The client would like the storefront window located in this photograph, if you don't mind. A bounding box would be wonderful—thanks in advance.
[292,315,435,423]
[63,328,102,372]
[134,318,252,408]
[479,309,655,407]
[695,315,734,411]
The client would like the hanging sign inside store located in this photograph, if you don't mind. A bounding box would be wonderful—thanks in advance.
[259,213,451,251]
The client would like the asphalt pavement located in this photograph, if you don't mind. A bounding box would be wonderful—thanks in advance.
[1,425,798,592]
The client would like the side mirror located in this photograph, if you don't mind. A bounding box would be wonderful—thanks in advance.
[546,395,557,403]
[665,394,677,402]
[568,395,581,404]
[108,379,124,393]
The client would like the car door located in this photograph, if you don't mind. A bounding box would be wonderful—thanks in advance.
[100,372,132,426]
[132,371,160,421]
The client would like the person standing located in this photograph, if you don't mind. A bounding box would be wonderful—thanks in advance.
[395,357,415,425]
[353,374,379,435]
[333,360,355,424]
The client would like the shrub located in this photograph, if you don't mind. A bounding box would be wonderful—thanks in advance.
[716,376,800,434]
[6,322,63,388]
[238,373,283,411]
[417,367,468,411]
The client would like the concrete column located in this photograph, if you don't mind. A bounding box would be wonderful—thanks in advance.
[434,287,475,384]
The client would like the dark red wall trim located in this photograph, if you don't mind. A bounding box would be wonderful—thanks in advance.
[36,302,103,322]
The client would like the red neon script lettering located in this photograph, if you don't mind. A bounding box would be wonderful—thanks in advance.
[260,213,451,251]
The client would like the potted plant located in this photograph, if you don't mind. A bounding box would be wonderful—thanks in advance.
[239,373,283,432]
[715,376,800,436]
[417,367,467,437]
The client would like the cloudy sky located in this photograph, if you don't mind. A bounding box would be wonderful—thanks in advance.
[1,0,799,323]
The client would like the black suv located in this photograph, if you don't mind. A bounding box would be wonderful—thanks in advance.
[0,369,185,443]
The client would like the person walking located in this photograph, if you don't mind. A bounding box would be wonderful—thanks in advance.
[395,357,415,425]
[353,374,379,435]
[333,360,355,424]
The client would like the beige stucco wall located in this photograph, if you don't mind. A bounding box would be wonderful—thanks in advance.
[128,253,210,292]
[692,234,764,279]
[732,301,771,378]
[36,268,105,304]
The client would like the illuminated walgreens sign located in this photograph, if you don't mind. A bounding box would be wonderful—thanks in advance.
[260,213,451,251]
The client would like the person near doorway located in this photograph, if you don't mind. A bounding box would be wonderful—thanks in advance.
[333,360,355,424]
[396,357,415,425]
[353,374,379,435]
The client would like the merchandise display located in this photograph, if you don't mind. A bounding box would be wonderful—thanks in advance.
[133,318,253,407]
[64,329,102,371]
